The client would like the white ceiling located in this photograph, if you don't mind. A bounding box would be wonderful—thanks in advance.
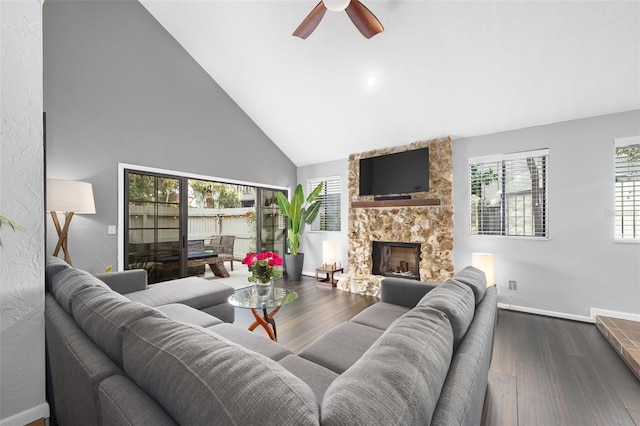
[140,0,640,166]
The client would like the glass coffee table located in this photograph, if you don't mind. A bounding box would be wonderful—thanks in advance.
[228,287,298,341]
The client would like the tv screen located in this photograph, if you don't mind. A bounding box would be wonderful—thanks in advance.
[359,148,429,196]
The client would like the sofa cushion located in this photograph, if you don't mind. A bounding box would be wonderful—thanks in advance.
[417,280,475,349]
[278,355,339,403]
[45,294,123,426]
[452,266,487,304]
[350,302,410,330]
[99,375,177,426]
[46,256,70,293]
[52,268,111,314]
[156,303,223,327]
[321,306,454,426]
[72,285,162,368]
[95,269,148,294]
[123,316,319,425]
[431,286,498,426]
[380,276,438,308]
[125,276,233,310]
[206,323,293,361]
[298,322,384,374]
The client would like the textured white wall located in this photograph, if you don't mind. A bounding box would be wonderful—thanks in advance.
[0,1,48,424]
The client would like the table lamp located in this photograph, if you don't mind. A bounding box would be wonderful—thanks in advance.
[322,240,337,270]
[472,253,494,287]
[47,178,96,266]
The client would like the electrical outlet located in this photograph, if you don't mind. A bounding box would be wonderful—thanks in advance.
[508,280,517,290]
[107,225,117,235]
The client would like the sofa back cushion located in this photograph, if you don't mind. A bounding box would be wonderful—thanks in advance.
[431,286,498,426]
[45,293,123,426]
[321,306,453,425]
[417,280,475,349]
[452,266,487,304]
[45,256,70,293]
[51,268,110,314]
[123,316,320,425]
[72,285,162,368]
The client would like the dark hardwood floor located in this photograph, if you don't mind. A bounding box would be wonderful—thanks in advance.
[232,278,640,425]
[232,277,378,353]
[483,309,640,426]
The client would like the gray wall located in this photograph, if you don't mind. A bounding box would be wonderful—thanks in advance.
[453,110,640,319]
[43,0,296,273]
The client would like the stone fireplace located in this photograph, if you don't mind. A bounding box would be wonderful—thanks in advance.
[337,137,454,296]
[371,241,421,280]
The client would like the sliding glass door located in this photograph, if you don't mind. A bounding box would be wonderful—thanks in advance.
[124,168,287,284]
[125,171,184,283]
[258,188,286,255]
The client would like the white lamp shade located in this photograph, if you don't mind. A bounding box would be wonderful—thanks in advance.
[47,179,96,214]
[323,0,350,12]
[322,241,337,265]
[472,253,494,287]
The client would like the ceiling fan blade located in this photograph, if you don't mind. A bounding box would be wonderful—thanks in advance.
[345,0,384,39]
[293,2,327,39]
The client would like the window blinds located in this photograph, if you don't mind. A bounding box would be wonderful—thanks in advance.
[469,149,548,237]
[308,176,341,232]
[615,138,640,240]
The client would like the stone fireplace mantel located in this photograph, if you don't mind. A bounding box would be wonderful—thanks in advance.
[337,137,454,297]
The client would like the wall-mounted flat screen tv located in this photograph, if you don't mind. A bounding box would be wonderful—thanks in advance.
[359,148,429,196]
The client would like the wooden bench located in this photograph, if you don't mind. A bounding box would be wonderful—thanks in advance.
[187,253,234,278]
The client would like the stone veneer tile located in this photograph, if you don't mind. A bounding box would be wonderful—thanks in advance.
[338,137,454,297]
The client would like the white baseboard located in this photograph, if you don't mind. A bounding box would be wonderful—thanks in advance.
[0,403,49,426]
[590,308,640,323]
[497,303,594,323]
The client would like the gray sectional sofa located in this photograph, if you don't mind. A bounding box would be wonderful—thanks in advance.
[45,256,497,425]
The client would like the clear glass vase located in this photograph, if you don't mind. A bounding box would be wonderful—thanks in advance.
[254,278,274,300]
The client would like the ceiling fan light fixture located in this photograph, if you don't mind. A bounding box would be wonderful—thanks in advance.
[323,0,350,12]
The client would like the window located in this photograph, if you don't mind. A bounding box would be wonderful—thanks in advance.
[615,137,640,240]
[469,149,548,237]
[308,176,341,232]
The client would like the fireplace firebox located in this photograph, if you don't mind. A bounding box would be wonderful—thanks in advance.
[371,241,421,280]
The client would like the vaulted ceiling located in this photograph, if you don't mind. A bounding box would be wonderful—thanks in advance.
[141,0,640,166]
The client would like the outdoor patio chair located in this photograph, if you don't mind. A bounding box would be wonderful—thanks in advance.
[206,235,235,271]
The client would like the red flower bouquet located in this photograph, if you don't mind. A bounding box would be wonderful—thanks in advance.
[242,251,283,284]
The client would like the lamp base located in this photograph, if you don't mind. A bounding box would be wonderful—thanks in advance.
[51,211,74,266]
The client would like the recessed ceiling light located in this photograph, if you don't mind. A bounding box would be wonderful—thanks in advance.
[366,76,376,87]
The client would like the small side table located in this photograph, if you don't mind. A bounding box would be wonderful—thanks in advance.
[315,267,343,287]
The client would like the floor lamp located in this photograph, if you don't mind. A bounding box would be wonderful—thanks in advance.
[47,179,96,266]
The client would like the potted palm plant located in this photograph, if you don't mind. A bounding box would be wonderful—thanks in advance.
[276,183,323,280]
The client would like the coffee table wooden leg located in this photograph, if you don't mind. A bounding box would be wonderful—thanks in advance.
[263,308,277,341]
[248,307,282,341]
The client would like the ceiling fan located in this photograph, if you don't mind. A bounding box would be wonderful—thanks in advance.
[293,0,384,39]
